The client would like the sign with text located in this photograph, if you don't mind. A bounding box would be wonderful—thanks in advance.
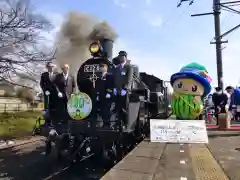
[150,119,208,144]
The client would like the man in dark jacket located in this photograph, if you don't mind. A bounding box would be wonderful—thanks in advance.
[113,51,133,127]
[96,61,114,127]
[40,62,58,111]
[212,87,228,125]
[54,64,76,121]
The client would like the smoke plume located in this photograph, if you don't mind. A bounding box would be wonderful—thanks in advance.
[54,12,117,86]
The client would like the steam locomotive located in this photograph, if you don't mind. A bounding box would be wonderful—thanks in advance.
[43,39,170,163]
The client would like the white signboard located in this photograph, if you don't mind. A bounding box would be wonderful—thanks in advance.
[150,119,208,144]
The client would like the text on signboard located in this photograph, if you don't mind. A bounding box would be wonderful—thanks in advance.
[84,64,100,72]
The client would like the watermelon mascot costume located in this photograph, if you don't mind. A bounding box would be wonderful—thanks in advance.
[170,62,212,120]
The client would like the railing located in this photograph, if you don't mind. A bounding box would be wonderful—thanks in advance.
[0,103,43,113]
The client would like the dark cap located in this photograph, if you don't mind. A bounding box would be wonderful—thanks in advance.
[215,87,222,91]
[46,62,55,67]
[225,86,234,90]
[118,51,127,57]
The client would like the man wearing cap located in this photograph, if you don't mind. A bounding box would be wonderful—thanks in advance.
[96,60,114,128]
[40,62,58,112]
[54,64,76,120]
[113,51,134,127]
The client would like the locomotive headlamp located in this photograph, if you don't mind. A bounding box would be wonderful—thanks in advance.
[89,42,100,54]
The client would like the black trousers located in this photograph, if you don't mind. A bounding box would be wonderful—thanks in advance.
[44,95,49,110]
[52,96,69,124]
[214,105,226,125]
[115,95,127,125]
[98,98,112,126]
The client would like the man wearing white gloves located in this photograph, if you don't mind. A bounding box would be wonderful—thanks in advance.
[40,62,58,111]
[54,64,76,120]
[96,61,114,128]
[113,51,133,128]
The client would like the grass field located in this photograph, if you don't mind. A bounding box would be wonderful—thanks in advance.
[0,111,44,140]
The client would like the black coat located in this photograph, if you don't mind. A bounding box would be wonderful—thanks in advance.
[212,92,228,107]
[40,71,58,93]
[40,71,58,109]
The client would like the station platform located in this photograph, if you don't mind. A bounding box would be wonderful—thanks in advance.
[101,131,240,180]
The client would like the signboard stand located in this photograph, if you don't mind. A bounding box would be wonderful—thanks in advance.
[150,119,208,144]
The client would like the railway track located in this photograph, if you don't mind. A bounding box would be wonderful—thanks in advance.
[0,135,140,179]
[0,136,45,151]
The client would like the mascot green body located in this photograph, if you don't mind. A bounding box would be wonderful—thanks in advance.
[170,62,212,120]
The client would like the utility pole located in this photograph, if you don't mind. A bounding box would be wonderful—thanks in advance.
[177,0,240,89]
[213,0,223,89]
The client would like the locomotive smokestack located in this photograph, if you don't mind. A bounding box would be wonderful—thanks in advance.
[100,39,113,60]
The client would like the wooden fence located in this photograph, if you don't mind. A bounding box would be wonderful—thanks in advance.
[0,103,43,113]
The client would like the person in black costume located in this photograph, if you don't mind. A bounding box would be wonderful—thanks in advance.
[212,87,228,125]
[113,51,133,128]
[96,61,114,128]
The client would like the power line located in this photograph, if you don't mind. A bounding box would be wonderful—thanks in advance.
[177,0,240,89]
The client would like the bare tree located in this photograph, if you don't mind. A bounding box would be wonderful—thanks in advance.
[0,0,56,88]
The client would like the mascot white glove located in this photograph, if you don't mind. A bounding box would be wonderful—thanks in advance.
[45,91,50,96]
[106,93,111,98]
[58,92,63,98]
[121,89,127,96]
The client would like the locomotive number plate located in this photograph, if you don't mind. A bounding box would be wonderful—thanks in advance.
[84,64,100,72]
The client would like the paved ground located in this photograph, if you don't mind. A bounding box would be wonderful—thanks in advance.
[207,132,240,180]
[0,139,107,180]
[1,131,240,180]
[102,131,240,180]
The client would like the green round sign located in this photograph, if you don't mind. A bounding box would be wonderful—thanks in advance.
[67,92,92,120]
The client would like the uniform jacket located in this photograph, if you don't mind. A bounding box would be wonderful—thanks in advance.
[96,72,114,98]
[113,63,133,91]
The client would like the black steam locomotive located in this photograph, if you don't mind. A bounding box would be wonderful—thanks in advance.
[43,39,170,163]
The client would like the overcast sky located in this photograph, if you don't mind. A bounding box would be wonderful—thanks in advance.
[33,0,240,87]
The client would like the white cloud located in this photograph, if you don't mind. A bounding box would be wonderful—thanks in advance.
[142,11,163,27]
[221,41,240,86]
[39,12,64,44]
[199,40,240,87]
[113,39,175,81]
[145,0,152,5]
[113,0,127,8]
[39,11,172,82]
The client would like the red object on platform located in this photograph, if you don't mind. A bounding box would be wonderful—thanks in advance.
[207,125,240,131]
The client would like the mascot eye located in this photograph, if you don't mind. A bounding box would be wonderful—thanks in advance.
[177,82,182,88]
[192,85,198,92]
